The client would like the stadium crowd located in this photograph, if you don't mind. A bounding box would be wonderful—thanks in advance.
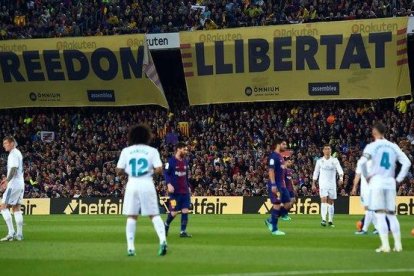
[0,98,413,199]
[0,0,414,39]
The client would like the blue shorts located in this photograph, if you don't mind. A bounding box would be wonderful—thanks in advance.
[169,193,191,211]
[267,184,291,204]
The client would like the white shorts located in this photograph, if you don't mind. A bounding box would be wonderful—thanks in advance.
[319,187,337,200]
[122,181,159,216]
[2,186,24,206]
[368,188,396,212]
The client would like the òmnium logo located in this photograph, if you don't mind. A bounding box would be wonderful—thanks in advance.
[245,86,280,97]
[29,92,37,101]
[29,92,61,102]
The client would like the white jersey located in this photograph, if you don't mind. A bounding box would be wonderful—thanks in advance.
[313,156,344,189]
[7,148,24,188]
[362,138,411,185]
[116,145,162,184]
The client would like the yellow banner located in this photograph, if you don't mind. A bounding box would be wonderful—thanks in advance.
[20,198,50,215]
[349,196,414,215]
[180,18,410,105]
[0,35,168,108]
[160,196,243,214]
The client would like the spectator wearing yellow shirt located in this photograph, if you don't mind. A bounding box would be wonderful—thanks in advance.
[205,18,218,30]
[0,26,6,39]
[395,97,413,114]
[107,12,119,26]
[309,5,318,20]
[127,18,137,30]
[245,4,263,18]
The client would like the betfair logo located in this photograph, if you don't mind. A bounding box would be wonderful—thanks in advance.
[64,200,78,215]
[258,198,320,214]
[63,199,123,215]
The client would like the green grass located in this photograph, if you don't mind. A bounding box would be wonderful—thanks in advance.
[0,215,413,275]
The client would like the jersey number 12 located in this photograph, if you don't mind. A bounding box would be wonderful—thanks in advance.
[129,158,149,176]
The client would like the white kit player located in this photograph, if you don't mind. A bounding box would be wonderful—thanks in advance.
[351,160,378,235]
[116,125,167,257]
[358,122,411,253]
[0,136,24,241]
[312,144,344,227]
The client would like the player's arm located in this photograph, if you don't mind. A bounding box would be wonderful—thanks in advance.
[311,160,320,192]
[164,158,175,193]
[116,150,126,176]
[351,160,362,195]
[268,157,278,194]
[153,150,163,176]
[335,159,344,185]
[395,146,412,183]
[359,145,372,179]
[1,167,17,189]
[2,152,19,188]
[351,173,361,196]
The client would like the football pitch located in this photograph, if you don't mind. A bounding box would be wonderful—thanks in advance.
[0,215,413,276]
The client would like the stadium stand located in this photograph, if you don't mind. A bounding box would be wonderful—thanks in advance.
[0,0,414,40]
[0,98,413,198]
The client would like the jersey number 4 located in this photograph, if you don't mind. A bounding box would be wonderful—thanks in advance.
[129,158,149,176]
[380,152,391,170]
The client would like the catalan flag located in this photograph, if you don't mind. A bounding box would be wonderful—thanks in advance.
[178,122,190,137]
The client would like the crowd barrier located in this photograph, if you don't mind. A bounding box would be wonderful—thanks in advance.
[19,196,414,215]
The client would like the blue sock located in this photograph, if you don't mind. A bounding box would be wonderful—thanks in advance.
[280,207,288,217]
[181,213,188,232]
[166,213,175,226]
[271,209,279,232]
[360,215,365,229]
[386,216,390,232]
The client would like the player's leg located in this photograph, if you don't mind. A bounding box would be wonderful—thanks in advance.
[280,187,292,221]
[356,207,369,234]
[141,184,167,256]
[327,189,336,227]
[126,215,138,256]
[384,189,401,252]
[265,186,284,235]
[1,187,16,241]
[12,204,23,240]
[12,189,24,240]
[370,188,390,252]
[122,188,139,256]
[179,194,191,237]
[164,195,179,236]
[319,188,328,226]
[149,216,167,256]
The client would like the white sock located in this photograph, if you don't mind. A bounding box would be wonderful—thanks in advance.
[386,214,402,249]
[362,210,373,232]
[328,204,334,223]
[321,203,327,221]
[152,215,166,245]
[126,218,136,251]
[13,211,23,236]
[375,213,390,249]
[371,211,377,229]
[1,209,15,236]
